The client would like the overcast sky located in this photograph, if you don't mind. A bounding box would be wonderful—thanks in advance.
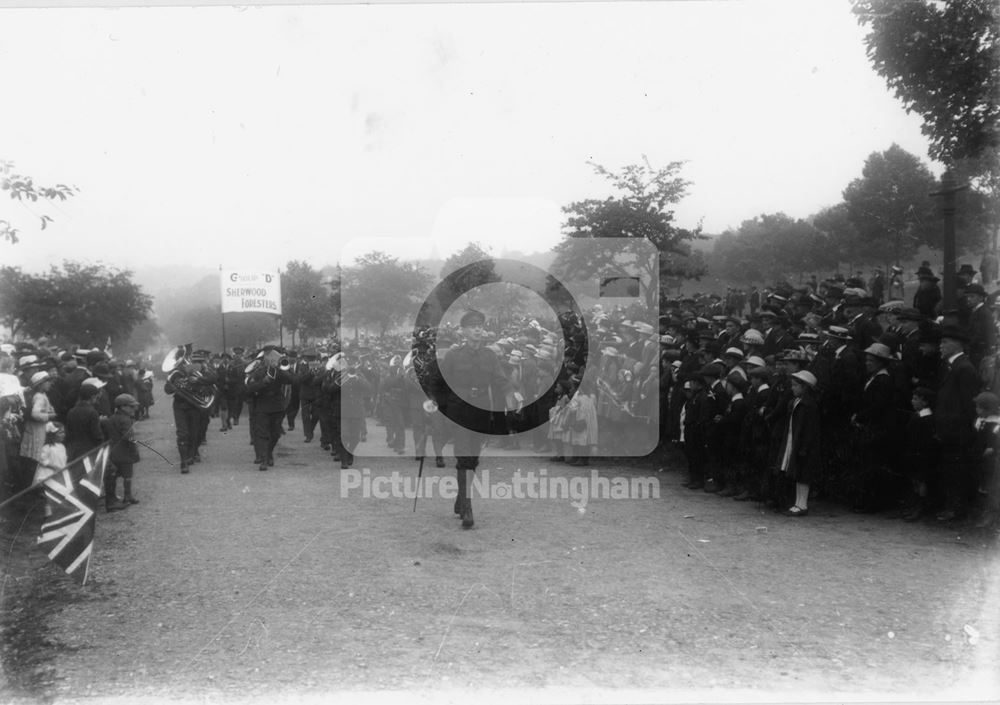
[1,0,933,275]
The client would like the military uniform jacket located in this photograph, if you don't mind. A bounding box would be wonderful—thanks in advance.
[298,368,323,403]
[244,367,293,414]
[339,372,372,419]
[433,343,510,433]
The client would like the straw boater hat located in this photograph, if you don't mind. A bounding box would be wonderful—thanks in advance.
[30,371,50,387]
[863,343,894,361]
[825,325,852,341]
[790,370,817,388]
[745,355,767,369]
[741,329,765,346]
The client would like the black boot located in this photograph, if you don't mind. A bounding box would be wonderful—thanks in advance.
[105,478,127,512]
[123,479,139,505]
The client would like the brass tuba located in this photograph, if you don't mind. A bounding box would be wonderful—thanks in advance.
[162,344,217,410]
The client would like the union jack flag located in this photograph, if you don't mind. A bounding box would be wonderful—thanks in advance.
[36,443,111,585]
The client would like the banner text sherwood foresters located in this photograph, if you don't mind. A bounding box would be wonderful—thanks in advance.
[340,468,659,506]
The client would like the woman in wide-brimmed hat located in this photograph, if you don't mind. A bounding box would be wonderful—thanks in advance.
[19,370,57,486]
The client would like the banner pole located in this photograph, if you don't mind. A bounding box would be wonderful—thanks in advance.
[219,265,227,352]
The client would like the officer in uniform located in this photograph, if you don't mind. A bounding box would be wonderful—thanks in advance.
[226,347,247,428]
[191,350,215,459]
[297,349,323,443]
[431,309,510,529]
[285,350,303,432]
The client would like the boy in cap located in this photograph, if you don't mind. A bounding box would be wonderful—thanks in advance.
[102,394,141,510]
[718,371,750,498]
[902,387,940,521]
[681,375,712,490]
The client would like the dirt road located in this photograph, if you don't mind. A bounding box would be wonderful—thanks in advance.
[2,394,999,703]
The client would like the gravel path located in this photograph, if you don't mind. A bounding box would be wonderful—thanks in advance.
[2,392,999,703]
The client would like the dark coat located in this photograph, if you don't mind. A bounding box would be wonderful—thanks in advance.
[935,353,980,446]
[682,387,712,449]
[778,393,822,484]
[101,411,139,465]
[967,304,996,369]
[65,400,105,461]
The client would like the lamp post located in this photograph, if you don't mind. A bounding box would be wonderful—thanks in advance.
[930,169,968,311]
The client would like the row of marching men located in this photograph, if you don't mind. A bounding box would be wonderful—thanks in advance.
[661,317,999,530]
[163,344,379,473]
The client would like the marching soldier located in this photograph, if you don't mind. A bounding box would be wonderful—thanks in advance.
[297,349,323,443]
[244,346,294,472]
[430,310,510,529]
[285,350,303,432]
[164,347,218,473]
[338,353,372,469]
[226,347,247,428]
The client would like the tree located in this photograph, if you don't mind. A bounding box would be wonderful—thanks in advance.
[281,260,336,347]
[852,0,999,170]
[439,242,501,310]
[552,158,704,312]
[340,251,432,338]
[0,262,152,346]
[709,213,837,285]
[842,144,940,267]
[812,203,864,272]
[1,160,78,244]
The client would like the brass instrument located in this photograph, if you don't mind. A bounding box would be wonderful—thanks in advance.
[325,352,347,373]
[162,344,217,410]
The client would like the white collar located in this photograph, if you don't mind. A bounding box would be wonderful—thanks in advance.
[948,351,964,365]
[835,344,847,357]
[730,393,744,402]
[757,383,770,392]
[918,408,932,418]
[983,415,1000,425]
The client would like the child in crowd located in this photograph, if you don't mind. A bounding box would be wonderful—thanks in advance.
[903,387,939,522]
[778,371,821,517]
[547,382,571,463]
[972,392,1000,530]
[567,379,599,466]
[34,421,67,517]
[102,394,141,511]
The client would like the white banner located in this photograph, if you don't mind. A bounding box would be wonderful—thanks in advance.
[220,270,282,315]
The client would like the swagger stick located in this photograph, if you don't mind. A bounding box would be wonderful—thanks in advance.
[135,439,174,467]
